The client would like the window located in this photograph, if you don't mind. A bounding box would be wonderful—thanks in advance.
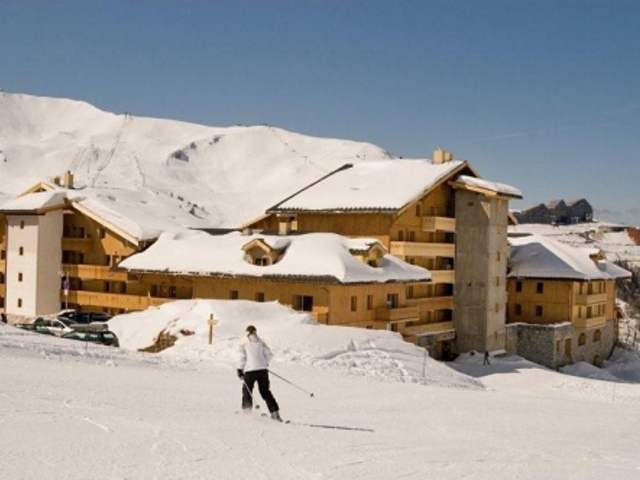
[515,304,522,315]
[515,281,522,292]
[293,295,313,312]
[18,298,23,308]
[0,250,4,260]
[0,273,3,284]
[407,286,414,299]
[18,273,23,282]
[150,285,158,297]
[415,204,421,217]
[254,257,269,266]
[19,220,24,229]
[593,329,602,342]
[256,292,265,302]
[100,228,106,239]
[19,247,24,256]
[386,293,398,309]
[407,231,415,242]
[495,276,500,287]
[230,290,239,300]
[169,286,177,298]
[398,230,404,241]
[350,296,357,312]
[535,305,543,316]
[536,282,544,294]
[578,333,587,346]
[367,295,373,310]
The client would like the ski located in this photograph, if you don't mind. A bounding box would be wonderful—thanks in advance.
[287,421,374,432]
[259,414,373,432]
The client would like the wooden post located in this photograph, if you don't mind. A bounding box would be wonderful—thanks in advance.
[208,314,217,345]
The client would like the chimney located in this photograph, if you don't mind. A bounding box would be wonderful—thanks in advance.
[432,147,454,164]
[62,171,74,189]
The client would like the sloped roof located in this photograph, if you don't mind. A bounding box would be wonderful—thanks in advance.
[118,230,431,284]
[268,160,471,213]
[508,234,631,280]
[0,190,67,214]
[5,182,210,246]
[453,175,522,199]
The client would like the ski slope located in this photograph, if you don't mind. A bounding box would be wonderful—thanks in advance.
[2,300,640,479]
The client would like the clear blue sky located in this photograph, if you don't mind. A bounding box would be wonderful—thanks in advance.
[1,0,639,224]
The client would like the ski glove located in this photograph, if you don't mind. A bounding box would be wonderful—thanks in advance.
[237,369,244,379]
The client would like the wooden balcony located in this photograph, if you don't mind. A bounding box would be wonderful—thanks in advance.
[402,321,455,337]
[422,216,456,233]
[390,241,456,258]
[375,305,420,323]
[573,316,607,329]
[62,290,167,311]
[61,237,93,250]
[406,295,454,311]
[575,293,607,306]
[429,269,455,284]
[62,264,129,282]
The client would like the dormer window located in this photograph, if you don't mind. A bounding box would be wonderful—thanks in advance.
[349,241,387,268]
[242,238,286,267]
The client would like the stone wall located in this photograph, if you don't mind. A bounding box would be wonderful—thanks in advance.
[508,320,616,369]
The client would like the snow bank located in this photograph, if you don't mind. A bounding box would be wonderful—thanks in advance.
[108,299,482,390]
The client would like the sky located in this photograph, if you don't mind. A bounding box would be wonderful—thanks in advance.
[2,299,640,478]
[1,0,639,224]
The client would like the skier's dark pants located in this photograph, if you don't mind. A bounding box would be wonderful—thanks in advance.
[242,369,279,413]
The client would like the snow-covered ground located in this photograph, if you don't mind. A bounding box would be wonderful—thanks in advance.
[2,300,640,479]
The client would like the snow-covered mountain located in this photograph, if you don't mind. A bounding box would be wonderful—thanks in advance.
[0,92,392,227]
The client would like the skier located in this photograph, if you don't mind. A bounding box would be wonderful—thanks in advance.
[237,325,282,422]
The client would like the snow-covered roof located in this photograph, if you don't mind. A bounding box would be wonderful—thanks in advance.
[118,230,431,284]
[455,175,522,199]
[508,234,631,280]
[269,160,469,212]
[0,190,66,213]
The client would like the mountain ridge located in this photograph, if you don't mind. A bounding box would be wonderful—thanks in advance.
[0,91,393,227]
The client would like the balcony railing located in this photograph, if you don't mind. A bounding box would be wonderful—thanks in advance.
[422,216,456,233]
[575,293,607,306]
[573,316,607,329]
[402,321,455,337]
[429,269,455,284]
[61,238,93,250]
[375,305,420,323]
[62,264,129,282]
[390,241,456,258]
[62,290,167,311]
[406,295,454,311]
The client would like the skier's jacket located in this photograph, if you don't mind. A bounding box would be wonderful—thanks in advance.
[237,333,273,373]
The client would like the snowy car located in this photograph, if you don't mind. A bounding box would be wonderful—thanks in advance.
[15,317,74,337]
[61,323,119,347]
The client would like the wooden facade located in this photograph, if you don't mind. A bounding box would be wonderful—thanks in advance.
[244,164,472,349]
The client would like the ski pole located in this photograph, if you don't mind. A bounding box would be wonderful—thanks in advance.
[240,377,263,410]
[269,370,314,397]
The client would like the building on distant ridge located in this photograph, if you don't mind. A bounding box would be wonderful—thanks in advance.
[513,198,593,225]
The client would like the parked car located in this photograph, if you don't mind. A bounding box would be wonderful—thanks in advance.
[57,310,112,324]
[61,323,119,347]
[15,317,74,337]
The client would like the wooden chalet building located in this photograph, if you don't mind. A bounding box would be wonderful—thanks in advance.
[505,234,631,368]
[241,149,522,357]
